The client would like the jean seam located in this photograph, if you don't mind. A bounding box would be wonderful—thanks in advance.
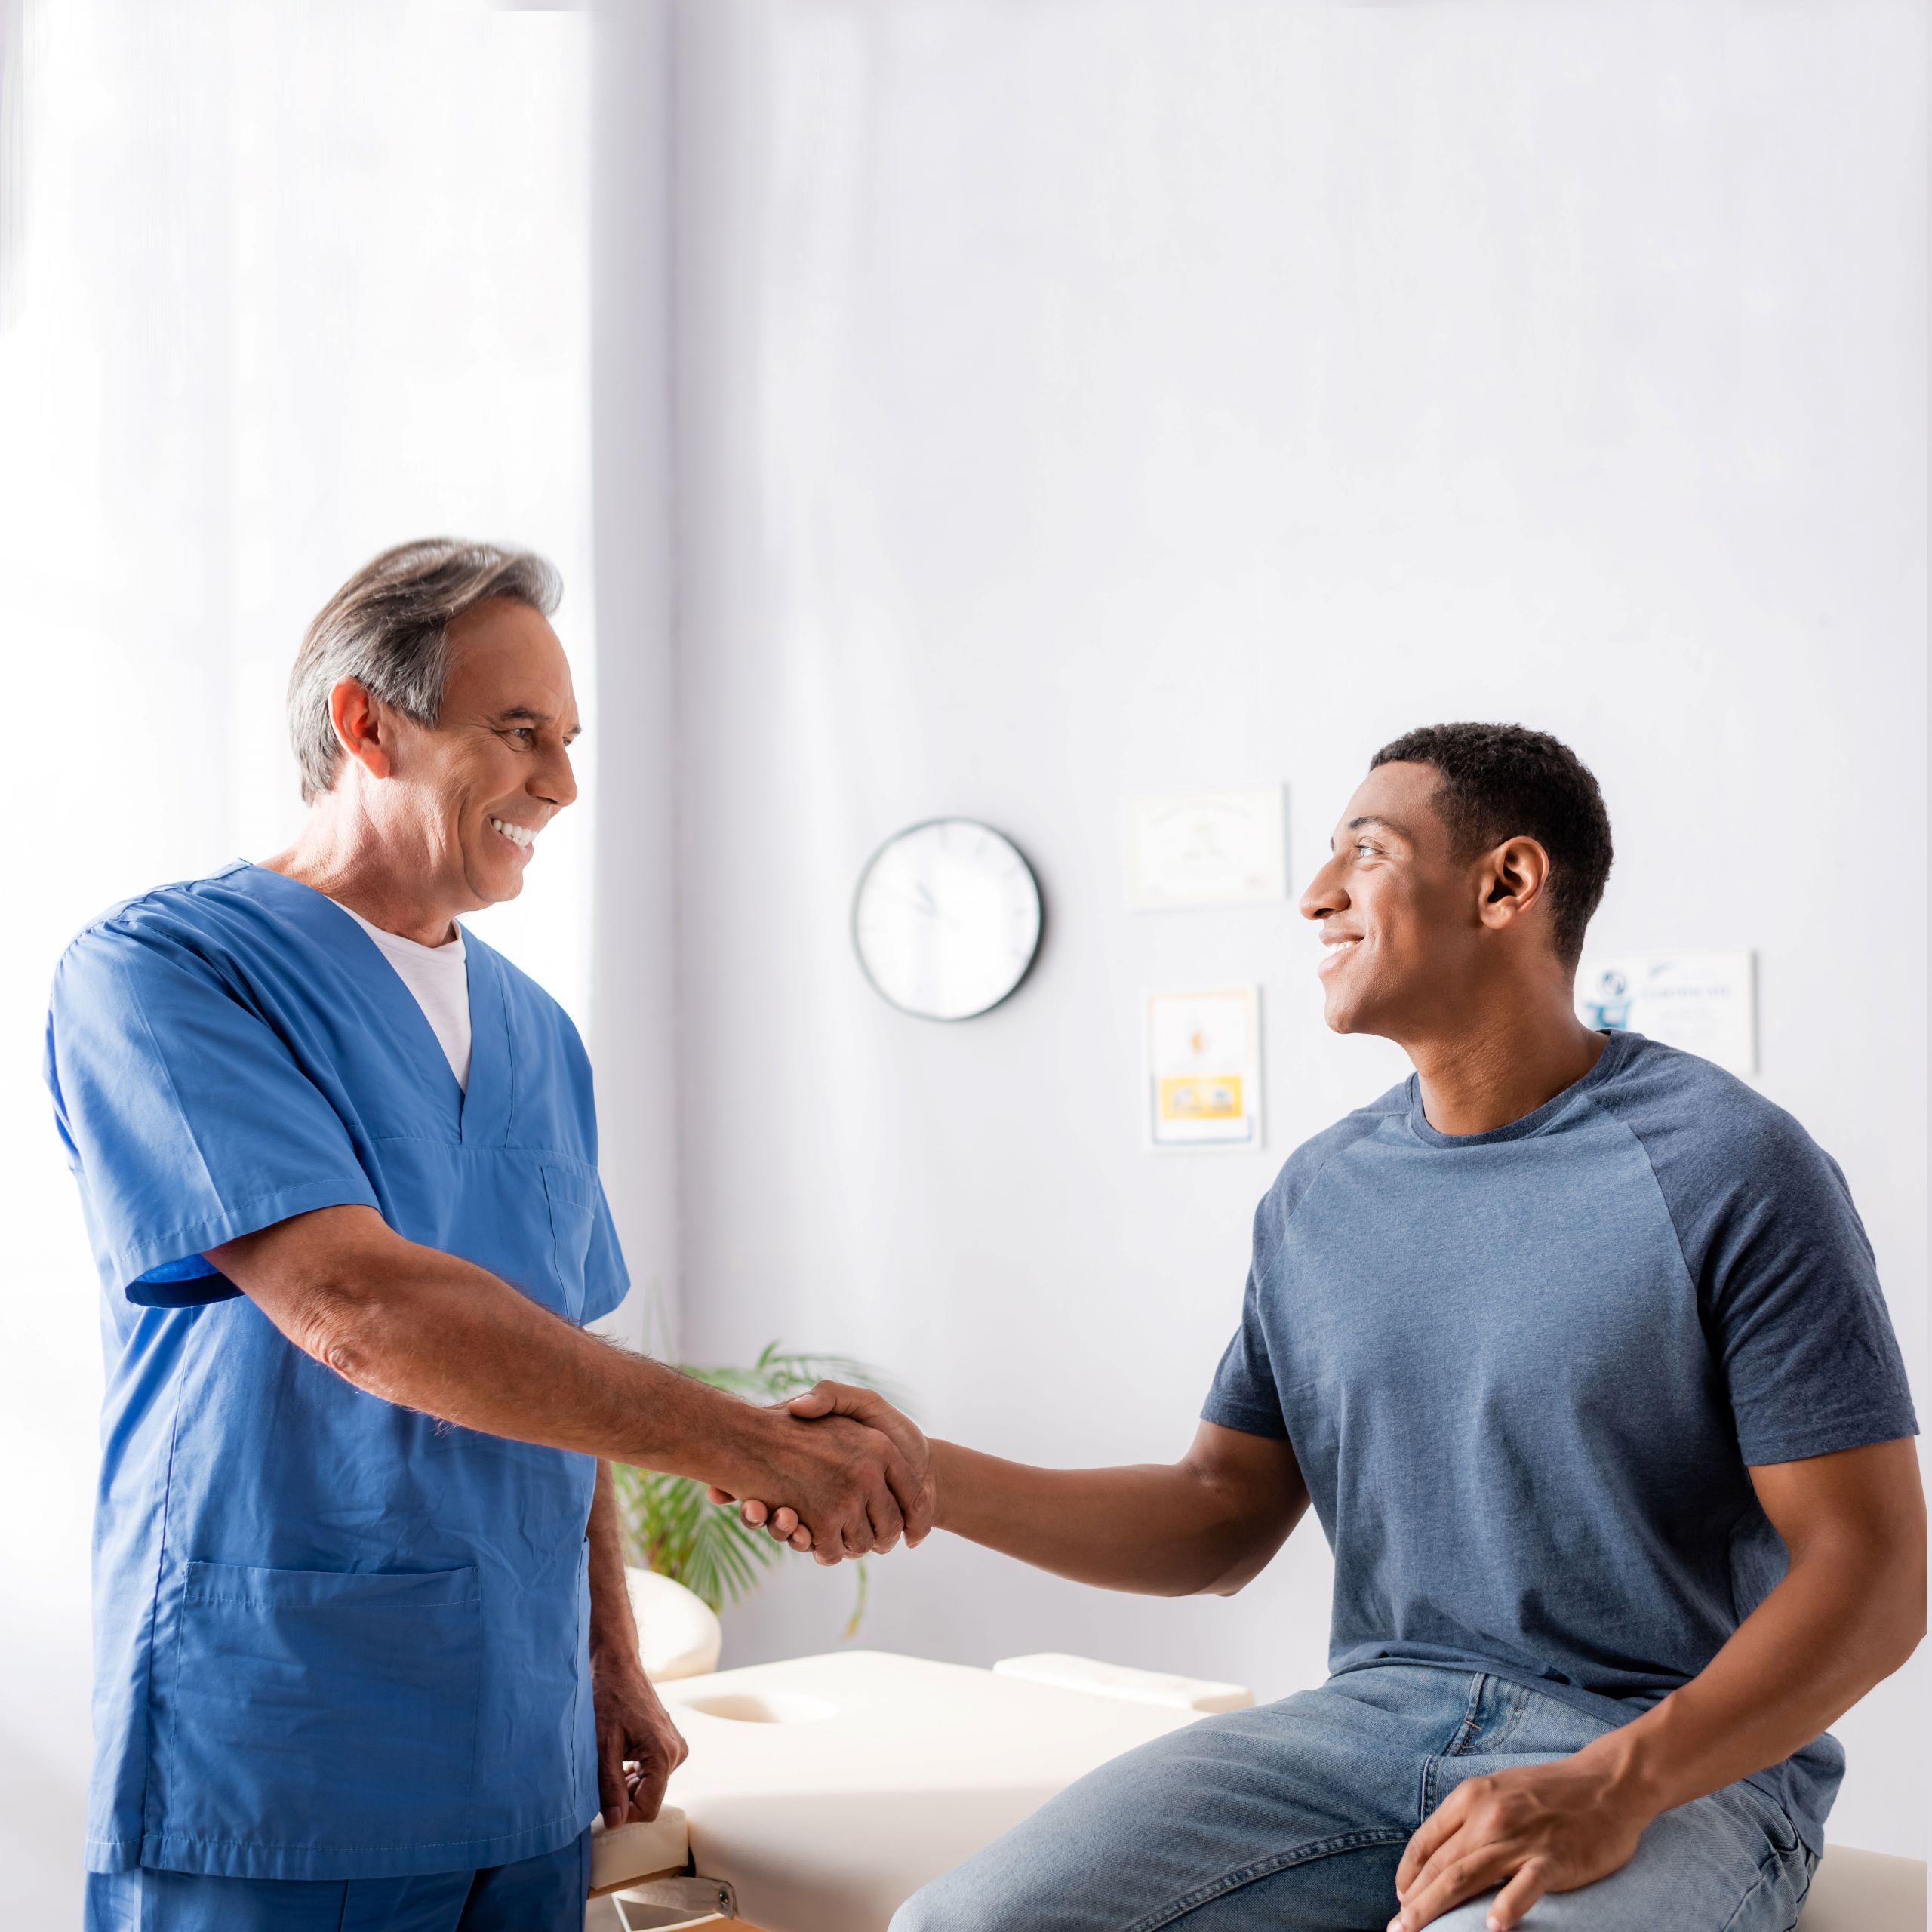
[1478,1683,1533,1756]
[1122,1827,1413,1932]
[1444,1673,1488,1758]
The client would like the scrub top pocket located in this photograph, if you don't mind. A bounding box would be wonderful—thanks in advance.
[155,1561,481,1874]
[540,1163,598,1321]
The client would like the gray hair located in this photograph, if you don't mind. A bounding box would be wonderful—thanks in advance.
[288,538,562,804]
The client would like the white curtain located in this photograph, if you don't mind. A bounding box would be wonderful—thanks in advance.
[0,5,595,1915]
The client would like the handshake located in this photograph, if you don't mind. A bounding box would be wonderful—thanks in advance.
[714,1382,937,1564]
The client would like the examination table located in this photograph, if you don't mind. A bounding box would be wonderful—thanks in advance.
[595,1575,1926,1932]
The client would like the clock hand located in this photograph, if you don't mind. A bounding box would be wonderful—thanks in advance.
[872,884,960,929]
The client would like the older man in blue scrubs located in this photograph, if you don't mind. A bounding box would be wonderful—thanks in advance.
[47,540,930,1932]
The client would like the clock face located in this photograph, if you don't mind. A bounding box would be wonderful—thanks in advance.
[851,818,1043,1021]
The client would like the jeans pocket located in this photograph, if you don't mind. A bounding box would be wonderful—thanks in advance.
[158,1561,481,1860]
[1739,1785,1803,1860]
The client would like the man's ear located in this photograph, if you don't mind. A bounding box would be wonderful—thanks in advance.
[1476,835,1551,934]
[328,678,394,782]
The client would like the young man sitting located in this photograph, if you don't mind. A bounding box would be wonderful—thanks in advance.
[726,722,1924,1932]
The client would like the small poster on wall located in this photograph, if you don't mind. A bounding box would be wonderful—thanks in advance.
[1143,986,1264,1151]
[1575,950,1757,1077]
[1124,786,1287,909]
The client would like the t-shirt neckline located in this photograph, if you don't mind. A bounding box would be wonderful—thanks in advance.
[330,895,466,961]
[1404,1029,1637,1149]
[223,860,465,958]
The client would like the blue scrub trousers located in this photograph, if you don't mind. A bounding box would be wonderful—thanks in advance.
[84,1829,589,1932]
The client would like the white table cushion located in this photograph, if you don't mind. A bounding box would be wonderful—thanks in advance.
[650,1649,1208,1931]
[1799,1844,1927,1930]
[994,1651,1255,1714]
[627,1567,725,1683]
[588,1804,691,1898]
[634,1651,1927,1932]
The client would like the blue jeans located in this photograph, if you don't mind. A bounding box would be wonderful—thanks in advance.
[893,1668,1816,1932]
[82,1829,589,1932]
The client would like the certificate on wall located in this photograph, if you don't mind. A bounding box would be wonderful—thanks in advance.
[1124,786,1287,909]
[1143,986,1263,1151]
[1575,950,1757,1077]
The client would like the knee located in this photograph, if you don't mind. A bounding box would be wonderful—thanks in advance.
[889,1874,964,1932]
[891,1860,1029,1932]
[888,1877,948,1932]
[888,1885,938,1932]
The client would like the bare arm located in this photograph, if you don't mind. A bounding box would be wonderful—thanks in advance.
[931,1423,1310,1595]
[588,1460,643,1666]
[1582,1436,1926,1814]
[207,1204,927,1556]
[731,1385,1309,1598]
[586,1460,688,1825]
[1395,1436,1927,1930]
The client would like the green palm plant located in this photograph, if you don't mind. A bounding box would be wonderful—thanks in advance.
[610,1341,908,1641]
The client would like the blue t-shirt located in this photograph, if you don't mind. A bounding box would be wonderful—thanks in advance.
[1203,1029,1917,1854]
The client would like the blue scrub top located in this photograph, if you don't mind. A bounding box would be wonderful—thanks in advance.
[45,862,629,1881]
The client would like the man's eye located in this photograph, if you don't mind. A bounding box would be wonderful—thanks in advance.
[1355,842,1377,859]
[506,728,537,746]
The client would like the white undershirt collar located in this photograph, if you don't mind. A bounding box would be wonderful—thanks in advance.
[328,899,474,1091]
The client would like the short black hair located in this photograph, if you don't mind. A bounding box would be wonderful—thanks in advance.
[1369,722,1613,969]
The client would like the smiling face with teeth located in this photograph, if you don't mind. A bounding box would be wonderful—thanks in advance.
[403,595,581,912]
[1298,761,1509,1044]
[279,595,583,943]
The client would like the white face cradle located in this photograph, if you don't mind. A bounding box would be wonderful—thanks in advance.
[851,819,1042,1021]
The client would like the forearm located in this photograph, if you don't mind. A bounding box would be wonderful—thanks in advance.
[588,1460,645,1678]
[214,1211,779,1494]
[330,1250,745,1472]
[931,1438,1284,1595]
[1577,1546,1923,1820]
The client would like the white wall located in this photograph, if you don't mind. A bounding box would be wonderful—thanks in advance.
[0,5,597,1915]
[665,0,1929,1856]
[589,0,680,1352]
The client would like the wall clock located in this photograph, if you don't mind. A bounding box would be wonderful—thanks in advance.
[851,818,1043,1020]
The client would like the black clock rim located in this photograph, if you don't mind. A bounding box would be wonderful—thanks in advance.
[848,816,1044,1023]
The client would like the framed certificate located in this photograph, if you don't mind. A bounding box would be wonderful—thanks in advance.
[1143,986,1264,1151]
[1124,786,1287,909]
[1576,951,1757,1076]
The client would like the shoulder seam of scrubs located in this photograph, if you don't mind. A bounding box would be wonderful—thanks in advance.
[67,860,259,950]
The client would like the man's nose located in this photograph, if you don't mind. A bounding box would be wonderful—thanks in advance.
[1299,855,1346,923]
[534,744,578,811]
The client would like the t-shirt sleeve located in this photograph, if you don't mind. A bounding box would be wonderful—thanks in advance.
[46,918,380,1306]
[1201,1196,1291,1440]
[1653,1103,1918,1466]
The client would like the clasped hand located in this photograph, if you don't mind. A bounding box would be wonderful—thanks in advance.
[713,1382,934,1564]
